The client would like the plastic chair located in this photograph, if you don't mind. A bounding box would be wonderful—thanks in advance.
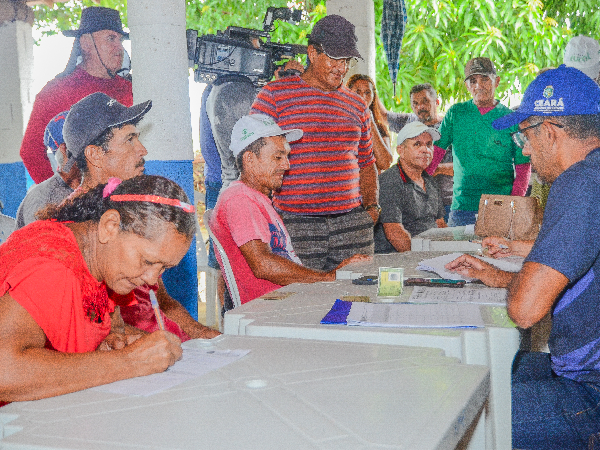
[0,214,15,245]
[202,209,242,309]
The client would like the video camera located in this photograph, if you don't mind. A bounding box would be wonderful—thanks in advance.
[186,7,307,87]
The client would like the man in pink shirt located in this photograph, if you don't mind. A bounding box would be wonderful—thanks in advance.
[211,115,368,308]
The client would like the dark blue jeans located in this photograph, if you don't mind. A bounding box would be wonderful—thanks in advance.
[512,351,600,449]
[204,180,222,269]
[448,209,477,226]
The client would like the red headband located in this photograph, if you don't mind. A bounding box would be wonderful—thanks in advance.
[103,177,195,213]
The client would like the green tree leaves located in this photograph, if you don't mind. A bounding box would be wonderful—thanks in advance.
[31,0,600,111]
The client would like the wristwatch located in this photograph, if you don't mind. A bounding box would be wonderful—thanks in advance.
[364,204,382,214]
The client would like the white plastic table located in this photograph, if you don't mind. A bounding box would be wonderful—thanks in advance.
[0,335,489,450]
[224,252,519,450]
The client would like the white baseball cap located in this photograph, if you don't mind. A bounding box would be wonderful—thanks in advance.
[564,35,600,80]
[230,114,303,156]
[396,121,440,146]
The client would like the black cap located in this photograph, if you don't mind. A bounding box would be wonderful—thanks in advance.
[308,15,362,59]
[62,93,152,171]
[63,7,129,38]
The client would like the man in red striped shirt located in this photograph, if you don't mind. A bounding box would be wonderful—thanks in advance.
[250,15,379,271]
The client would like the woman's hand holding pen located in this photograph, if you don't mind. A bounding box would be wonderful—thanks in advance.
[122,331,183,376]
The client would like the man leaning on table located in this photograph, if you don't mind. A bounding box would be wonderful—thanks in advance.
[210,114,369,308]
[445,65,600,449]
[374,121,446,254]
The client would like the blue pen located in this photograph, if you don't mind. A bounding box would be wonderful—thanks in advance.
[149,290,165,331]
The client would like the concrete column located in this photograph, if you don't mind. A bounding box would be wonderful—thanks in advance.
[326,0,376,83]
[128,0,199,318]
[0,0,34,217]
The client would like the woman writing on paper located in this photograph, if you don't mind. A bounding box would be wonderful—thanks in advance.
[0,175,195,402]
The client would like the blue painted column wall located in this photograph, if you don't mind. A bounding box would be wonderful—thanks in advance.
[0,162,28,218]
[145,159,198,320]
[1,19,33,220]
[129,0,200,320]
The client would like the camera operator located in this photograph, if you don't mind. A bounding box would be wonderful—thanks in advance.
[202,59,304,203]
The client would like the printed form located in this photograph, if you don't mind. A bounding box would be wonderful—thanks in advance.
[409,286,507,306]
[346,302,485,328]
[92,347,250,396]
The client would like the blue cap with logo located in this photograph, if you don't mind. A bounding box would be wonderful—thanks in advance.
[493,64,600,130]
[44,110,69,153]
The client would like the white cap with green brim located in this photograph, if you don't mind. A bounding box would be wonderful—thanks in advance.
[230,114,303,157]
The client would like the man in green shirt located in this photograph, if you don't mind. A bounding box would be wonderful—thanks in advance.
[436,57,531,226]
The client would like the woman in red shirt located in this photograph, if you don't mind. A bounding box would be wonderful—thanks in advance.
[0,175,196,402]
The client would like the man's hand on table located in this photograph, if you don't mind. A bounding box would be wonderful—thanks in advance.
[335,254,373,271]
[186,325,221,340]
[445,254,513,288]
[482,237,534,258]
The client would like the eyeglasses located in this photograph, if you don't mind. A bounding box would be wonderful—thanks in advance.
[511,121,564,148]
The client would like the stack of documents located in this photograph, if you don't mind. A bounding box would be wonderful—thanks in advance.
[347,302,485,328]
[321,299,484,328]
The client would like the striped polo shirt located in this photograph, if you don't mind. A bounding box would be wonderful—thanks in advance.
[250,76,375,215]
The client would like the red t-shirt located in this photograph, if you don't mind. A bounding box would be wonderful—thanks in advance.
[111,285,190,342]
[0,221,112,353]
[2,258,111,352]
[20,67,133,183]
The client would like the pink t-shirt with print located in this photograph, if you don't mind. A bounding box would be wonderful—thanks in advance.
[211,181,301,304]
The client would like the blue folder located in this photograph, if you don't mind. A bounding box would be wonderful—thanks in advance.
[320,299,352,325]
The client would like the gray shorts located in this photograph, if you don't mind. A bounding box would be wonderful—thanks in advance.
[279,207,374,272]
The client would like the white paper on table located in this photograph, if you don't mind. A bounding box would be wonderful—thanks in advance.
[346,302,485,328]
[416,252,524,281]
[409,286,507,305]
[92,347,250,397]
